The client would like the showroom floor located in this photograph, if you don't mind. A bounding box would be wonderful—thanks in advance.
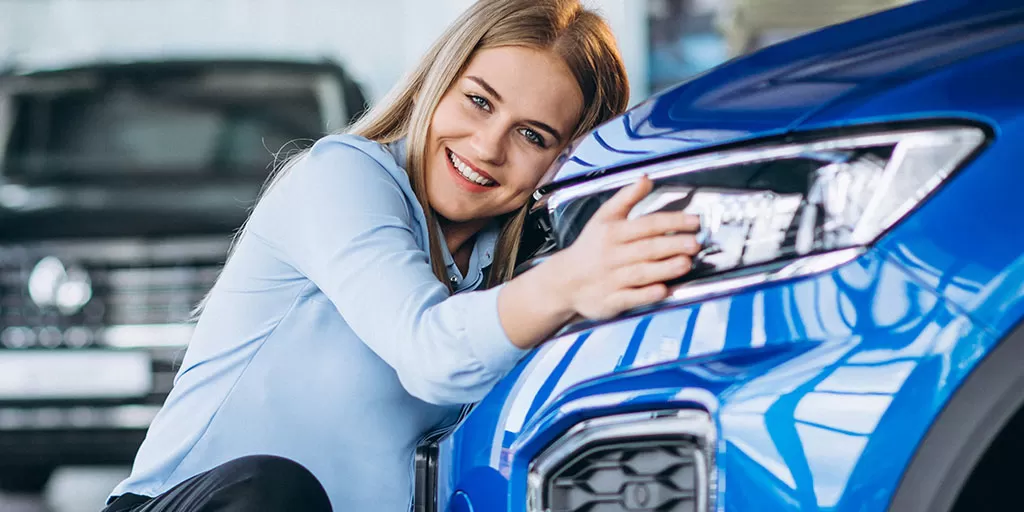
[0,467,128,512]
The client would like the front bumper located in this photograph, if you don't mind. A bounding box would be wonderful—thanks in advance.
[0,345,178,469]
[438,246,1000,512]
[0,404,160,468]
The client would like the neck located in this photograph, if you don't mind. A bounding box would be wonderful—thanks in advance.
[438,216,489,256]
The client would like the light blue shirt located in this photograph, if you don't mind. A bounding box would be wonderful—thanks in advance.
[110,134,529,510]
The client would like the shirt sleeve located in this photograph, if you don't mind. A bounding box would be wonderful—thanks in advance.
[246,136,530,406]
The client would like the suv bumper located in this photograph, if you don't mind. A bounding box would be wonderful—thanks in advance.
[0,405,159,467]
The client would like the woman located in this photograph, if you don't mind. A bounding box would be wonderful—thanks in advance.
[104,0,702,510]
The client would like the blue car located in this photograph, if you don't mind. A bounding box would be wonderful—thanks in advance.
[416,1,1024,511]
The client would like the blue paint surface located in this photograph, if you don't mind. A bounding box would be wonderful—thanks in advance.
[436,1,1024,510]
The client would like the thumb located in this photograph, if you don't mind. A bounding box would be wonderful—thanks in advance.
[592,175,654,221]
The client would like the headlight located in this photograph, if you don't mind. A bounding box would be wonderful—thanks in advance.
[523,125,986,290]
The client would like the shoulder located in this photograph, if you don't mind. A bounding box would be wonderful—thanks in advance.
[269,133,419,209]
[308,133,400,168]
[300,134,410,191]
[249,133,427,239]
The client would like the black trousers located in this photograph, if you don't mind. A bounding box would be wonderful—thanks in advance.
[102,455,332,512]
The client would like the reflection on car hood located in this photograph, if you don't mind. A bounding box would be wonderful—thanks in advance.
[544,0,1024,186]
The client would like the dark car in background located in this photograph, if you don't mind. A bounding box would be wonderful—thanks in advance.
[0,57,366,492]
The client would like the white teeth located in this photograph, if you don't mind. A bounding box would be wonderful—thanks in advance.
[449,151,495,186]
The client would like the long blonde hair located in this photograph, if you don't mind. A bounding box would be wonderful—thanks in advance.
[199,0,628,318]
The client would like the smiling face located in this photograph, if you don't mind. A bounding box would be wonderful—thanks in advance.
[425,46,584,224]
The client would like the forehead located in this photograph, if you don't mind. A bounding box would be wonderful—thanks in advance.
[460,46,583,134]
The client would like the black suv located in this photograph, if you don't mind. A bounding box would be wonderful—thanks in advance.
[0,57,366,492]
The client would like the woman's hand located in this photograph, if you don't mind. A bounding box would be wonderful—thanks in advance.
[497,175,701,349]
[548,175,702,320]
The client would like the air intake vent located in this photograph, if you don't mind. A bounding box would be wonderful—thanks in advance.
[549,440,699,511]
[528,410,714,512]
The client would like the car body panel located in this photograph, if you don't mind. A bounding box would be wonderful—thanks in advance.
[546,0,1024,186]
[438,249,997,511]
[435,1,1024,511]
[877,125,1024,338]
[791,41,1024,337]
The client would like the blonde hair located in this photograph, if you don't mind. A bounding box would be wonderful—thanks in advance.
[197,0,627,317]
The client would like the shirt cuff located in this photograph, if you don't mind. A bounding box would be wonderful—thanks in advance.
[463,284,531,374]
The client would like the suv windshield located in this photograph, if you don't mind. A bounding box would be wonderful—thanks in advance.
[3,66,326,175]
[0,62,343,240]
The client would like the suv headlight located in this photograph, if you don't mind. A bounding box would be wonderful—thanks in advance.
[522,125,986,300]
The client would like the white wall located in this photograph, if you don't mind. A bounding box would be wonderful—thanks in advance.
[0,0,649,106]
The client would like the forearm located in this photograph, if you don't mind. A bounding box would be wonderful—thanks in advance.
[497,255,577,349]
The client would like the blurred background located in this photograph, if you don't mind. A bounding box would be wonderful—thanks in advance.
[0,0,910,510]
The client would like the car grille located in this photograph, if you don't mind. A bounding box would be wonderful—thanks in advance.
[0,237,228,349]
[1,265,221,332]
[528,410,714,512]
[547,440,700,512]
[0,238,229,404]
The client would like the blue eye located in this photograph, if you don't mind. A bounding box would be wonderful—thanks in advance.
[468,95,491,112]
[520,128,547,148]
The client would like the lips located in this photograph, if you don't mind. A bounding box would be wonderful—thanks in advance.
[447,148,499,187]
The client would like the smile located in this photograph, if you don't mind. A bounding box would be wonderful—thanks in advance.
[447,149,497,187]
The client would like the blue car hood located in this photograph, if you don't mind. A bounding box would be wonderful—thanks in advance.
[545,0,1024,186]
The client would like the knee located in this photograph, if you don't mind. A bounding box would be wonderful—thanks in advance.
[216,455,331,511]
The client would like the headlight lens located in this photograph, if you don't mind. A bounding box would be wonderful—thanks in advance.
[529,126,986,280]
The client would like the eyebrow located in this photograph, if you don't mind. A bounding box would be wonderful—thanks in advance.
[468,76,503,102]
[466,75,565,144]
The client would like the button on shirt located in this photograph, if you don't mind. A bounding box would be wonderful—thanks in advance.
[109,134,529,511]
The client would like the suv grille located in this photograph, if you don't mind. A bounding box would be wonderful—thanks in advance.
[2,265,220,324]
[548,440,699,512]
[95,266,220,325]
[528,410,714,512]
[0,238,227,349]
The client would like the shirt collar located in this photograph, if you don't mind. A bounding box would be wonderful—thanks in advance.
[387,138,501,289]
[385,138,408,169]
[439,220,501,290]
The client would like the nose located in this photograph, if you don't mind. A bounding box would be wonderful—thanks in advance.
[469,121,507,166]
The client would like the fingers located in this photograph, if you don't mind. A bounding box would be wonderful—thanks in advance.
[608,284,671,313]
[591,175,654,222]
[565,176,709,321]
[613,212,702,243]
[614,234,702,266]
[613,255,693,288]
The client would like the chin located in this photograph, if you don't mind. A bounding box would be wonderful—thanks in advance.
[432,201,481,224]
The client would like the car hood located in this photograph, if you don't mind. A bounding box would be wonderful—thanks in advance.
[543,0,1024,187]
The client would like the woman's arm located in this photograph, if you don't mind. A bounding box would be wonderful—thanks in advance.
[248,138,527,406]
[498,176,701,348]
[248,137,699,405]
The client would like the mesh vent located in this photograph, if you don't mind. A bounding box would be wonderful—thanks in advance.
[528,410,713,512]
[547,439,699,512]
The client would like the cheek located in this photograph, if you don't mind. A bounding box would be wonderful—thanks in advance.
[431,94,476,139]
[428,100,457,142]
[506,152,557,193]
[429,111,452,140]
